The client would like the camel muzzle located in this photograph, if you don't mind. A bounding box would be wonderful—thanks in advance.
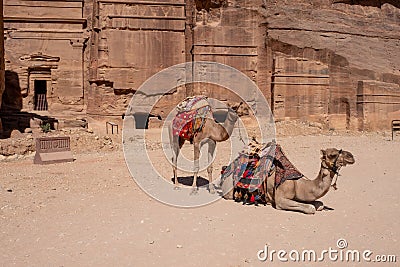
[340,150,355,166]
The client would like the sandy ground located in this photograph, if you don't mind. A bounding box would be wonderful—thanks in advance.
[1,130,399,266]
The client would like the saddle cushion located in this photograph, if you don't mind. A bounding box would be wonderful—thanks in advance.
[176,95,209,112]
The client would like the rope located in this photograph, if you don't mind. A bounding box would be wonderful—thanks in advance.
[331,166,342,190]
[237,120,246,145]
[330,149,343,190]
[233,102,246,145]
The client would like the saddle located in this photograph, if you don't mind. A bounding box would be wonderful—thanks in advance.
[172,96,213,142]
[221,142,303,204]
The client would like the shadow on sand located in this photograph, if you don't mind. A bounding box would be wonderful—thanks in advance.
[171,176,210,187]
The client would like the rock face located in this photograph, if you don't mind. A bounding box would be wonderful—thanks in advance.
[263,0,400,130]
[2,0,400,132]
[357,80,400,130]
[0,1,4,132]
[87,0,187,117]
[3,0,86,118]
[1,70,22,112]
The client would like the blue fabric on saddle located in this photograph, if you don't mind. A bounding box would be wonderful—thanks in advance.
[221,143,303,190]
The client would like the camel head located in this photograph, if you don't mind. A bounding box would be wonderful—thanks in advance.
[228,102,243,113]
[321,148,355,172]
[226,102,242,121]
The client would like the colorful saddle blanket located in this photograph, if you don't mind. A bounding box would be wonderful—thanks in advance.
[221,143,303,190]
[172,96,212,141]
[221,145,275,192]
[273,144,304,187]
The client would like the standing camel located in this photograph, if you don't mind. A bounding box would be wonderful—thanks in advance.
[169,102,240,194]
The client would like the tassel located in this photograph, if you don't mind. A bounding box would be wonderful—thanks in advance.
[250,194,255,203]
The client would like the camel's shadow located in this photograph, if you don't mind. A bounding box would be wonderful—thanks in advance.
[171,176,210,187]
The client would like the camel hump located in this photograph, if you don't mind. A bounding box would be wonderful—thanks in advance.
[176,95,210,113]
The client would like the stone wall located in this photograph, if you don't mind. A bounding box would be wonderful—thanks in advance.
[188,0,267,106]
[263,0,400,130]
[87,0,186,118]
[3,0,86,117]
[357,80,400,130]
[2,0,400,132]
[0,0,4,132]
[271,53,330,124]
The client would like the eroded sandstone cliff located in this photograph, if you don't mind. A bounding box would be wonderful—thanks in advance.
[260,0,400,130]
[2,0,399,133]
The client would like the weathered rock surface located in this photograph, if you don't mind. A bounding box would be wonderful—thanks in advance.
[261,0,400,130]
[1,0,399,132]
[3,0,86,120]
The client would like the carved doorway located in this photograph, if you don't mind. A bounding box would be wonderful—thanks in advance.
[329,97,350,130]
[34,80,48,110]
[29,69,51,111]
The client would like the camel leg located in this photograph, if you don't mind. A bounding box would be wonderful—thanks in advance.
[275,197,316,214]
[172,136,184,190]
[264,173,276,205]
[191,142,200,194]
[207,140,216,194]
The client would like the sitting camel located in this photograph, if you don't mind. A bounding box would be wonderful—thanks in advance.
[169,100,240,194]
[223,147,355,214]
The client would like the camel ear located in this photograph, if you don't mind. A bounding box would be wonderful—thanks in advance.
[320,149,326,158]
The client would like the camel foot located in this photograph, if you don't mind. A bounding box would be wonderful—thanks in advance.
[190,188,198,195]
[208,184,216,194]
[305,205,316,215]
[312,201,324,211]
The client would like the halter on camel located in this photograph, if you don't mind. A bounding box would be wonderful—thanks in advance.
[233,102,246,145]
[321,149,343,190]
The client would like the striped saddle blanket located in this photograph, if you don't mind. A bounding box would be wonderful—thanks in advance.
[221,143,303,191]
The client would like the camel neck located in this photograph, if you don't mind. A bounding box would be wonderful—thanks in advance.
[311,164,335,199]
[222,110,238,137]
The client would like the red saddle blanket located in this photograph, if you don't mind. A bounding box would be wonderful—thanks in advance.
[172,109,197,140]
[172,97,212,141]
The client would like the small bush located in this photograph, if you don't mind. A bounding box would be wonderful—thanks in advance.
[41,123,51,133]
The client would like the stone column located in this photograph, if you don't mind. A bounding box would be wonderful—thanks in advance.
[185,0,195,97]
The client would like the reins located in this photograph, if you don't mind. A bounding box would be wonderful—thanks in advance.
[232,102,246,146]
